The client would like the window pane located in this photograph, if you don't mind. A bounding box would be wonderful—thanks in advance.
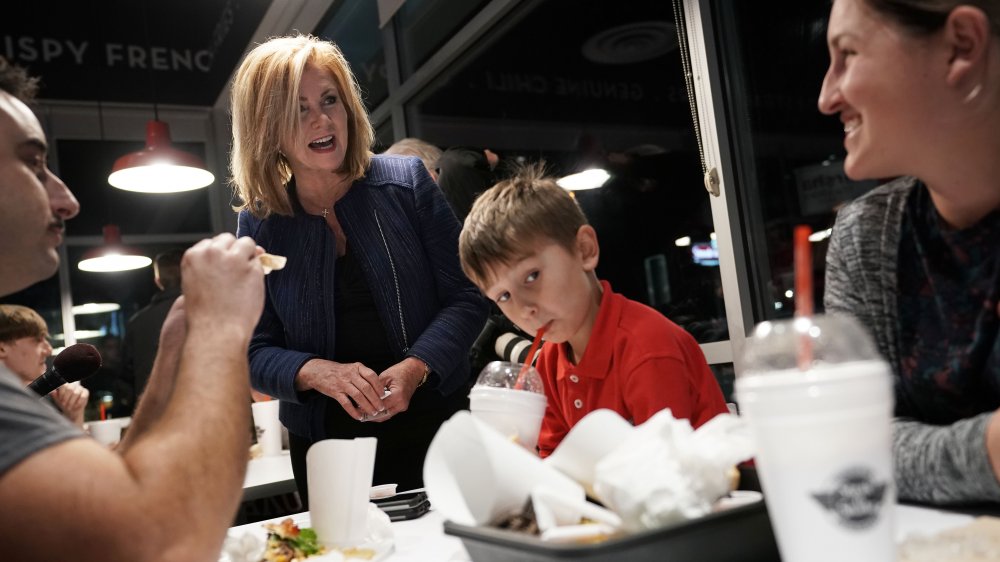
[375,119,394,153]
[314,0,388,111]
[67,242,192,418]
[394,0,492,79]
[711,362,736,404]
[405,0,727,343]
[711,2,877,321]
[0,276,64,358]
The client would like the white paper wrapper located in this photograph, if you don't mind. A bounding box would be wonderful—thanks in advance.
[251,400,281,456]
[592,410,754,532]
[423,411,585,527]
[308,438,378,547]
[544,409,633,497]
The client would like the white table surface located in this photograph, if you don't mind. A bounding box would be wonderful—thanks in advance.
[227,508,469,562]
[224,501,979,561]
[242,451,296,502]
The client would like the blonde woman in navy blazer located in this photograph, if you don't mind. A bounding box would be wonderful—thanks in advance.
[231,35,488,498]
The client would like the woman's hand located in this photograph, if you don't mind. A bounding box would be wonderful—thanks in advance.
[374,357,427,422]
[295,359,386,420]
[52,382,89,427]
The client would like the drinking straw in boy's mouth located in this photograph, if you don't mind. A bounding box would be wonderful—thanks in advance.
[793,225,813,371]
[514,324,547,390]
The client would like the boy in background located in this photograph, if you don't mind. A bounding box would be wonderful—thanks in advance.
[0,304,88,426]
[459,164,728,457]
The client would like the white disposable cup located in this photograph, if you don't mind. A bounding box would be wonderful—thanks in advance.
[88,419,123,446]
[307,438,377,547]
[424,411,585,526]
[469,386,547,451]
[736,360,895,562]
[251,400,282,456]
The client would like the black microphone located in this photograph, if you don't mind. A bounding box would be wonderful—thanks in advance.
[28,343,102,397]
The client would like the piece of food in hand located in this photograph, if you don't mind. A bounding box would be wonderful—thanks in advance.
[259,253,287,274]
[261,518,324,561]
[249,443,263,459]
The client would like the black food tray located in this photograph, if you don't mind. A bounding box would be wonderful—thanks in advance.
[443,467,779,562]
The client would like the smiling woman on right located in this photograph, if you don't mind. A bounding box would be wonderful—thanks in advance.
[819,0,1000,504]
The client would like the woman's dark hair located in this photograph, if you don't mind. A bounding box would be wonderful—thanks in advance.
[865,0,1000,35]
[0,56,39,103]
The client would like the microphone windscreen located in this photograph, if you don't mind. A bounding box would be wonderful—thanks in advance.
[495,332,535,364]
[52,343,103,383]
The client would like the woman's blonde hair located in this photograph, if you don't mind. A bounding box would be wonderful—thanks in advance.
[230,34,375,218]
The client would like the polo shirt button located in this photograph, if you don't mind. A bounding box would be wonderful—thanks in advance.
[573,399,583,409]
[569,374,579,383]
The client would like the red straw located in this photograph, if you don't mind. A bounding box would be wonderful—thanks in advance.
[793,225,814,370]
[514,325,548,390]
[99,402,107,421]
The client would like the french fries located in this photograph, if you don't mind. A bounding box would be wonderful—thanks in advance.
[258,253,287,274]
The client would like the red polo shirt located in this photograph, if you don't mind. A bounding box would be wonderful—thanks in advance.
[536,280,728,457]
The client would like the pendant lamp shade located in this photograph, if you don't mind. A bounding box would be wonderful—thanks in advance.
[108,120,214,193]
[78,225,153,273]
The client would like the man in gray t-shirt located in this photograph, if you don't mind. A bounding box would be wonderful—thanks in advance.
[0,364,81,477]
[0,56,267,561]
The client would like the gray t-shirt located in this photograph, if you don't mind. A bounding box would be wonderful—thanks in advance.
[0,364,83,477]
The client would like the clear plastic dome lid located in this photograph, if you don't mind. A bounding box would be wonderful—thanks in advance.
[474,361,545,394]
[740,314,884,375]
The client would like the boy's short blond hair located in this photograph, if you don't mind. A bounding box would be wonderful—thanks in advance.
[0,304,48,343]
[459,162,588,286]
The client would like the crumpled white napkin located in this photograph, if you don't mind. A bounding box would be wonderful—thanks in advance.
[592,410,754,532]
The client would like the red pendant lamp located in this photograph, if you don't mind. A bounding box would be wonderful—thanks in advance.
[107,120,214,193]
[77,225,152,273]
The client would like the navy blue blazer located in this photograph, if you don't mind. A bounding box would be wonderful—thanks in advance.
[237,155,488,440]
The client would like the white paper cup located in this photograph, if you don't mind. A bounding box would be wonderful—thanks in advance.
[307,438,377,548]
[424,411,585,526]
[87,419,123,446]
[469,386,547,451]
[251,400,282,456]
[737,316,896,562]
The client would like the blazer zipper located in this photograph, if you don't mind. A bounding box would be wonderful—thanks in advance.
[374,209,409,352]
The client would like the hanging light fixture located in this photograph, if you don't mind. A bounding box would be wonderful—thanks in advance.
[107,0,214,193]
[557,168,610,191]
[72,302,122,315]
[78,225,152,273]
[108,120,215,193]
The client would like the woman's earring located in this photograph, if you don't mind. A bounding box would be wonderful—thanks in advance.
[963,83,982,104]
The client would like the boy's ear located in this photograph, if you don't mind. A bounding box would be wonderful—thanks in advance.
[942,6,990,89]
[576,225,600,271]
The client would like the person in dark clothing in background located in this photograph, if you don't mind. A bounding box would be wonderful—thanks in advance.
[436,146,500,223]
[121,250,183,405]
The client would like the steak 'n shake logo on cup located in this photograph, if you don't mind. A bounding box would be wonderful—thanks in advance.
[811,467,889,530]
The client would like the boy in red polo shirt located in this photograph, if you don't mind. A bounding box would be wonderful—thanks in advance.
[458,164,728,457]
